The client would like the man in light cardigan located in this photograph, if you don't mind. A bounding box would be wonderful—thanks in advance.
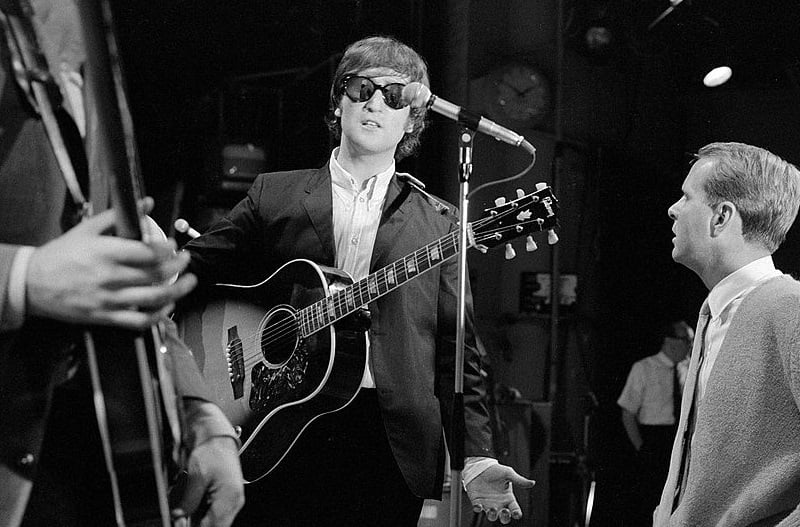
[654,142,800,526]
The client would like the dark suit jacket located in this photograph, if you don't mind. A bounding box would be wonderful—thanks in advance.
[185,164,495,498]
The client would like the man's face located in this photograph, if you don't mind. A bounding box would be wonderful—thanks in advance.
[667,158,717,273]
[664,323,694,360]
[337,68,414,159]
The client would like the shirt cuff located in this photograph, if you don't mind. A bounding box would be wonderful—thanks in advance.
[182,398,241,451]
[1,246,35,331]
[462,456,499,487]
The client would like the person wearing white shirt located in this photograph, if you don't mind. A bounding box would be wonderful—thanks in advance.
[654,142,800,526]
[184,36,534,526]
[618,320,693,525]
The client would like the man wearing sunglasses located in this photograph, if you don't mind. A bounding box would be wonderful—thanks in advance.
[184,36,534,525]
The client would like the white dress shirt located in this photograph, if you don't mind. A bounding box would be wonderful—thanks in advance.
[329,149,395,389]
[698,256,782,400]
[617,351,689,425]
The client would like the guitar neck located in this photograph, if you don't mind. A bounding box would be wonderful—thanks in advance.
[296,183,559,337]
[299,229,460,336]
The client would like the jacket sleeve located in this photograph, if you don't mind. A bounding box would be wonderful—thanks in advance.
[184,175,268,287]
[435,227,495,459]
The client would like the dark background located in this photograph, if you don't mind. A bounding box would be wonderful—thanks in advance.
[110,1,800,524]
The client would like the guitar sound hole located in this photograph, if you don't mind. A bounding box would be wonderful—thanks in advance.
[260,307,299,366]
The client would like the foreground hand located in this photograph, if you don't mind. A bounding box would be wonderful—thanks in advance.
[466,463,535,524]
[173,436,244,527]
[26,204,196,329]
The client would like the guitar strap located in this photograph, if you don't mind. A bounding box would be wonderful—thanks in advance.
[0,0,91,222]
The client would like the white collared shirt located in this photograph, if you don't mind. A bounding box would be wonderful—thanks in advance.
[329,149,395,388]
[698,256,782,400]
[617,351,689,425]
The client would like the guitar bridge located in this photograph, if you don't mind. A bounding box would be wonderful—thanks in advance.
[226,326,245,400]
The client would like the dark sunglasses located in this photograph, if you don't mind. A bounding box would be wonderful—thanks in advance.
[340,75,407,110]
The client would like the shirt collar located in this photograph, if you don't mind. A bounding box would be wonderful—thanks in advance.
[656,350,687,367]
[707,255,780,319]
[329,148,395,203]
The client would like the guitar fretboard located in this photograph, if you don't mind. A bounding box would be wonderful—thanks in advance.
[298,229,460,336]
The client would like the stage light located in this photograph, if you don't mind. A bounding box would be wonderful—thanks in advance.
[703,65,732,87]
[696,29,732,88]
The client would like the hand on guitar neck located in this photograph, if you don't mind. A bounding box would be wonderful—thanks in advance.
[24,198,197,329]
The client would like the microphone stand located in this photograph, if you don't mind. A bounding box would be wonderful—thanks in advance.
[449,126,475,527]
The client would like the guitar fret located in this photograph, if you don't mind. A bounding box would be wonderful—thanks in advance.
[360,281,369,307]
[387,266,396,285]
[405,255,417,275]
[314,303,324,329]
[430,243,441,261]
[327,298,335,320]
[420,246,431,271]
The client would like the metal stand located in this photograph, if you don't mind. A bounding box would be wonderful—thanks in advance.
[449,127,476,527]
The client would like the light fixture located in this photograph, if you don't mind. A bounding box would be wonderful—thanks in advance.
[703,65,732,87]
[696,23,732,88]
[647,1,733,88]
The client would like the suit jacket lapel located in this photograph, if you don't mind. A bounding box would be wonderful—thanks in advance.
[301,165,336,266]
[370,174,409,271]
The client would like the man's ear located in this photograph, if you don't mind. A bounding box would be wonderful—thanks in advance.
[711,201,736,236]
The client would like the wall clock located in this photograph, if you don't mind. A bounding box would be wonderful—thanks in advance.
[486,63,551,128]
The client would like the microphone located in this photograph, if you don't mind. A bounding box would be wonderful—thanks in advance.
[400,82,536,155]
[174,218,200,239]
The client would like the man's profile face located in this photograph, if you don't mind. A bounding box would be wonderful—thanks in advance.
[668,158,717,273]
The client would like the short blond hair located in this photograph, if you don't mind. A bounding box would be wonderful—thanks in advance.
[697,142,800,252]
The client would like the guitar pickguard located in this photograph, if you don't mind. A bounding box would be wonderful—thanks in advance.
[249,339,310,412]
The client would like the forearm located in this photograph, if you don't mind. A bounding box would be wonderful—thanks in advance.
[621,410,643,450]
[181,398,239,452]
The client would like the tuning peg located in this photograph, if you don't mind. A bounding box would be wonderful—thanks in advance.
[535,182,547,191]
[494,197,507,207]
[526,235,538,252]
[504,243,516,260]
[548,229,559,244]
[516,188,525,198]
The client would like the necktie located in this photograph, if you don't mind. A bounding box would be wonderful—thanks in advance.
[672,362,681,425]
[671,300,711,511]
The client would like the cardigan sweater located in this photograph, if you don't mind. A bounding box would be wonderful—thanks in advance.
[654,275,800,526]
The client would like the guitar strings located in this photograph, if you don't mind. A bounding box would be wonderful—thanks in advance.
[235,230,461,369]
[234,211,544,370]
[233,202,549,369]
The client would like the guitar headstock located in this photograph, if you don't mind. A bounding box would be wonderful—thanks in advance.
[469,183,559,257]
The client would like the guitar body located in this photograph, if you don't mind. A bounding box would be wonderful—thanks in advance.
[177,259,367,483]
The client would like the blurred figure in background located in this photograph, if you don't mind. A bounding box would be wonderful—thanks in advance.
[618,320,693,525]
